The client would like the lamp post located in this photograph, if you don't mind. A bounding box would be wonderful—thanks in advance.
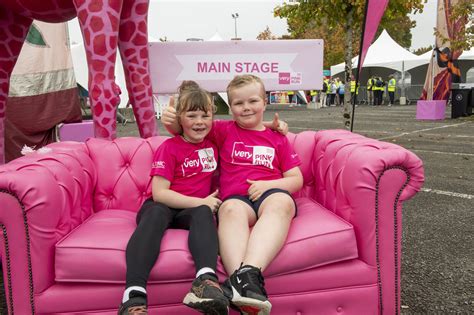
[231,13,239,39]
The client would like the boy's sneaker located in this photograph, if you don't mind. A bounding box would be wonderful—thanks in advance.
[118,291,147,315]
[183,273,229,315]
[227,265,272,315]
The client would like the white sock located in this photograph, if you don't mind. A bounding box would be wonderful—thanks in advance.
[196,267,215,278]
[122,286,146,303]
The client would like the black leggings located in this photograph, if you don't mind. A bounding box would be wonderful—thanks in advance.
[125,198,218,288]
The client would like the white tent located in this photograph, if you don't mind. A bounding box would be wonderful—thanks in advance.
[330,30,428,75]
[460,47,474,60]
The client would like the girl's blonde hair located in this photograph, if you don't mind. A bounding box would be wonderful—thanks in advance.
[226,74,266,104]
[176,80,214,116]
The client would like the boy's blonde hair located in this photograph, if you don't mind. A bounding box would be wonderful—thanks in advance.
[226,74,266,104]
[176,80,214,116]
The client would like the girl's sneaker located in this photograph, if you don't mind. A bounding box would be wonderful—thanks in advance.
[118,291,147,315]
[183,273,229,315]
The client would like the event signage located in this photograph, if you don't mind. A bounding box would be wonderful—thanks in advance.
[149,39,323,93]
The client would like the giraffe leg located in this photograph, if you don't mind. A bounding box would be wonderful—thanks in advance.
[73,0,124,139]
[0,9,32,164]
[118,0,157,138]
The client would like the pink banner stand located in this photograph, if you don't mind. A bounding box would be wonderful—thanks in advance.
[416,100,446,120]
[58,120,94,142]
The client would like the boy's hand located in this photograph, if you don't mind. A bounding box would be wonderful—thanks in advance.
[271,113,288,135]
[247,179,271,201]
[161,96,178,126]
[203,190,222,213]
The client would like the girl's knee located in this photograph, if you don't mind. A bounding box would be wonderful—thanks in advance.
[192,205,214,221]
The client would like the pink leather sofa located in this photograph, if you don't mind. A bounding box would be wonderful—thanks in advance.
[0,130,424,314]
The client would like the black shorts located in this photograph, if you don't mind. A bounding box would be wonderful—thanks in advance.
[224,188,297,218]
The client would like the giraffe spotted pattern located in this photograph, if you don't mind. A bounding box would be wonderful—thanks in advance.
[0,0,158,164]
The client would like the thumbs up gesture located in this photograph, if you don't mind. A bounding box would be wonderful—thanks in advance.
[161,96,178,127]
[272,113,288,135]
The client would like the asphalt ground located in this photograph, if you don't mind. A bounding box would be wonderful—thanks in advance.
[1,104,472,313]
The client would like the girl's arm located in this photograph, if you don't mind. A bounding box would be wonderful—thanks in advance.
[247,167,303,201]
[152,176,221,211]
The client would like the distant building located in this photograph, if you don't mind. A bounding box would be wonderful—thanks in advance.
[186,38,204,42]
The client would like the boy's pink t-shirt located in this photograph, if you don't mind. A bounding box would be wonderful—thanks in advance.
[150,136,218,198]
[208,120,301,200]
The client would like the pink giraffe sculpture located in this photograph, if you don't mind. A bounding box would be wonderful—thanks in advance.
[0,0,158,164]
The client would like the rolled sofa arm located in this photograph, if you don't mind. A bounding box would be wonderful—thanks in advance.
[0,142,96,314]
[312,129,424,314]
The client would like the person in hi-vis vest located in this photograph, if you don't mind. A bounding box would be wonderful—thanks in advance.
[367,76,375,106]
[387,75,396,106]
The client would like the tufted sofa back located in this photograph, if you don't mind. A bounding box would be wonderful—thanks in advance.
[85,137,168,213]
[86,132,320,213]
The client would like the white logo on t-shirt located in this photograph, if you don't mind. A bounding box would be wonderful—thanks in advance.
[232,142,275,169]
[152,161,165,169]
[181,147,217,177]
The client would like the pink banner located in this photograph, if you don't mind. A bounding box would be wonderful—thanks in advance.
[148,40,323,93]
[358,0,389,72]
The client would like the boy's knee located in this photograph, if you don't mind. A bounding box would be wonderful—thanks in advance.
[218,200,248,219]
[261,194,295,218]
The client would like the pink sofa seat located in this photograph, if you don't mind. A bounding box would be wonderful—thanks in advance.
[55,197,357,284]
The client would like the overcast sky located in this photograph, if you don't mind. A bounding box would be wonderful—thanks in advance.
[69,0,437,51]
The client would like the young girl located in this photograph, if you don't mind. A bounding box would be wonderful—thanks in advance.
[162,75,303,315]
[118,81,228,315]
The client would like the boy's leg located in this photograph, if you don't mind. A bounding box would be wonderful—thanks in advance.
[244,192,295,271]
[218,199,257,275]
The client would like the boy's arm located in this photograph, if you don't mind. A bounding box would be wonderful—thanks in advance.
[247,167,303,201]
[161,96,182,135]
[152,176,221,211]
[263,113,288,135]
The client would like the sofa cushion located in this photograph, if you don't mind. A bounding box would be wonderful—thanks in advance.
[55,198,358,284]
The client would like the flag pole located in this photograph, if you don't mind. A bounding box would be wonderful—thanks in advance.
[350,0,370,132]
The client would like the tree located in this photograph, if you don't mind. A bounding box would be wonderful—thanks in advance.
[434,0,473,52]
[257,26,278,40]
[413,45,433,56]
[274,0,425,129]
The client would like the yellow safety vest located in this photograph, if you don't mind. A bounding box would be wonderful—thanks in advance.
[350,81,359,94]
[310,90,317,96]
[287,91,294,95]
[367,78,374,90]
[388,78,396,92]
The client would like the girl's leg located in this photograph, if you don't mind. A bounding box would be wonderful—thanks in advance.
[125,200,174,288]
[244,193,295,271]
[175,205,229,314]
[218,199,257,275]
[174,205,218,271]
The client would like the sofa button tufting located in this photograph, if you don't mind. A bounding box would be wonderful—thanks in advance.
[337,306,343,312]
[296,312,302,315]
[125,163,130,167]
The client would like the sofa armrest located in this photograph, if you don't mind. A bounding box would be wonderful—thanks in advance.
[0,142,96,314]
[312,129,424,314]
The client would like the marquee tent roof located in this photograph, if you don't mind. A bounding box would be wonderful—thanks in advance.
[330,30,428,75]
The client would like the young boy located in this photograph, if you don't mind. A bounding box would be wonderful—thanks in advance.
[162,75,303,315]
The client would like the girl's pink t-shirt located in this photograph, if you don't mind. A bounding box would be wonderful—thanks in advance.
[208,120,301,200]
[150,136,218,198]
